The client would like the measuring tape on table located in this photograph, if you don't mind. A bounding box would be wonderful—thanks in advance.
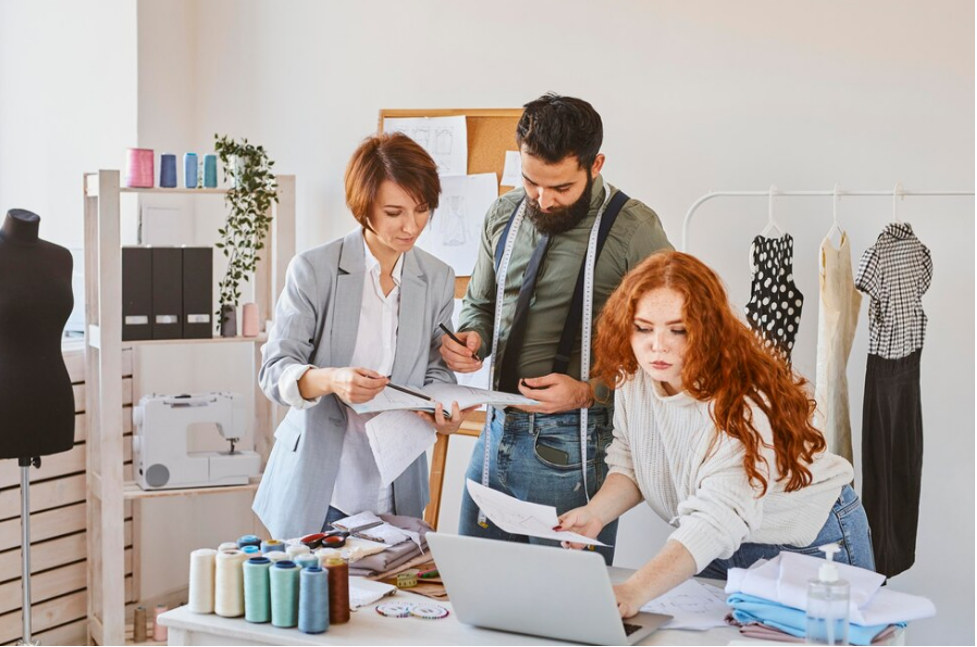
[375,602,449,620]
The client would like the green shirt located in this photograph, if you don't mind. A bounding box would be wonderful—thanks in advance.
[459,175,673,404]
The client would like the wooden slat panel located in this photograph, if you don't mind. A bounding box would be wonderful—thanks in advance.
[0,500,129,553]
[0,439,132,491]
[0,578,128,645]
[73,377,132,413]
[64,349,86,383]
[0,548,133,615]
[0,474,86,521]
[0,521,132,582]
[34,617,87,647]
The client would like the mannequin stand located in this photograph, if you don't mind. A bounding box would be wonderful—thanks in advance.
[15,456,40,646]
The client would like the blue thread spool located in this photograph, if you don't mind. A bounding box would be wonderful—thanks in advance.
[237,534,261,549]
[242,545,260,555]
[243,556,271,623]
[269,560,299,628]
[298,567,330,634]
[295,554,318,570]
[261,539,285,554]
[204,154,218,188]
[184,152,198,188]
[160,153,177,188]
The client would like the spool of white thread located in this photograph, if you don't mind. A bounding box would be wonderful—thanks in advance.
[214,549,247,617]
[285,544,311,558]
[267,551,290,563]
[218,542,238,553]
[188,548,217,613]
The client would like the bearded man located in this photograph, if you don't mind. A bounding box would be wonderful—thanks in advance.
[440,94,672,561]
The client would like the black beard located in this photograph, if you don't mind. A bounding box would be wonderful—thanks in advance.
[525,174,594,236]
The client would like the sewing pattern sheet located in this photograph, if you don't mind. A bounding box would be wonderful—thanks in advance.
[366,411,437,487]
[382,116,468,176]
[417,173,498,276]
[451,299,491,390]
[501,150,522,186]
[638,579,729,630]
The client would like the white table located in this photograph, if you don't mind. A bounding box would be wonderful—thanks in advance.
[158,568,743,646]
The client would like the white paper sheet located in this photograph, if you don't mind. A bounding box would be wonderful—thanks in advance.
[501,150,522,187]
[639,579,730,630]
[465,479,609,546]
[450,299,491,391]
[416,173,498,276]
[349,383,536,415]
[366,411,438,487]
[383,115,468,176]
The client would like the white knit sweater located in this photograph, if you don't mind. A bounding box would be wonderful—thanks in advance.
[605,371,854,572]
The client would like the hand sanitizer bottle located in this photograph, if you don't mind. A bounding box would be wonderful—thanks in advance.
[805,543,850,645]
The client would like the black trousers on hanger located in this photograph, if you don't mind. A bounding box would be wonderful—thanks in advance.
[861,349,923,578]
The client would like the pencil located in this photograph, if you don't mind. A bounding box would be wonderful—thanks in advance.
[384,381,434,401]
[439,323,481,362]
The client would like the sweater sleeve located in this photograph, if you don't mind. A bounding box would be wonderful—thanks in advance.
[669,410,772,572]
[605,382,638,485]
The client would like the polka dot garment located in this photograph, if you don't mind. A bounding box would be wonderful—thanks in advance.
[745,234,804,362]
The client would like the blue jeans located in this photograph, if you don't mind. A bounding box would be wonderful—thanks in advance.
[698,484,876,579]
[321,506,348,531]
[458,407,619,564]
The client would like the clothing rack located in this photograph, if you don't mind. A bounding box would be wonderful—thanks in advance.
[681,187,975,252]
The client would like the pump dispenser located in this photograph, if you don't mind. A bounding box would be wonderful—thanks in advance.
[805,543,850,645]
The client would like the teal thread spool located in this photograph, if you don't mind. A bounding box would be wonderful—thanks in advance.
[241,545,260,555]
[295,554,318,570]
[298,567,330,634]
[242,557,271,623]
[203,154,218,188]
[269,560,300,628]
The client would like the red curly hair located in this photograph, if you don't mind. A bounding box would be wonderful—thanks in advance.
[593,251,825,494]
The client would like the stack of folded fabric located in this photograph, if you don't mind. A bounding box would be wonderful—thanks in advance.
[338,512,432,577]
[724,553,935,645]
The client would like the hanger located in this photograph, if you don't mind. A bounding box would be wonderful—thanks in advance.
[760,184,784,238]
[892,182,904,224]
[826,183,845,248]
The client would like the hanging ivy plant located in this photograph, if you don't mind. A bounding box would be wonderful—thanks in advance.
[214,134,278,330]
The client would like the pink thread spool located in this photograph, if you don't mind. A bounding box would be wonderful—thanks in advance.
[242,303,260,338]
[153,604,168,641]
[125,148,155,188]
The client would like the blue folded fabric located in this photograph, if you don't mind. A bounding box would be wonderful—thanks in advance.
[727,593,903,646]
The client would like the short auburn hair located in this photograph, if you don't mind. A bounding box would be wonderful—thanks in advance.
[344,132,440,230]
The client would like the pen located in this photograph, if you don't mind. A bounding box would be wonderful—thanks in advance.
[439,323,481,362]
[384,379,435,402]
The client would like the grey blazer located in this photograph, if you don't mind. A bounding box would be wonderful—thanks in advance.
[252,230,456,539]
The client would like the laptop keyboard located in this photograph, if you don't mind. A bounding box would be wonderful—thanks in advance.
[622,622,643,636]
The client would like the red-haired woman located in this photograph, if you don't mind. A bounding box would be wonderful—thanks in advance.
[558,251,873,617]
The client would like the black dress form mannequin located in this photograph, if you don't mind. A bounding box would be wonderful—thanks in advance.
[0,209,75,459]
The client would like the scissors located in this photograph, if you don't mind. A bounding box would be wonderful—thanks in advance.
[307,520,385,549]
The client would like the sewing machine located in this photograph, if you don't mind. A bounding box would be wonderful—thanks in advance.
[132,392,260,490]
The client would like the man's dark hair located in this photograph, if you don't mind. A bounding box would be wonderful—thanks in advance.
[516,93,603,169]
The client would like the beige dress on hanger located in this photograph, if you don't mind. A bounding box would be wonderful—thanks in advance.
[814,233,862,462]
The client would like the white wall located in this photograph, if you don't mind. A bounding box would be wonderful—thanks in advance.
[2,0,970,643]
[184,3,973,644]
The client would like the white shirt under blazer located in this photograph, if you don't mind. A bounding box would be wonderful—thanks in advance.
[253,229,456,539]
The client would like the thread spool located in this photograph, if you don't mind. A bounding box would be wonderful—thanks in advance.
[267,551,290,564]
[217,541,238,552]
[188,548,217,614]
[315,547,341,566]
[324,556,350,624]
[286,544,311,559]
[214,549,246,617]
[153,604,168,642]
[243,556,272,623]
[299,567,330,634]
[270,560,300,628]
[261,539,285,554]
[242,545,260,555]
[203,154,218,188]
[237,534,261,549]
[160,153,177,188]
[295,553,319,570]
[242,302,260,337]
[133,606,147,642]
[184,152,198,188]
[124,148,154,188]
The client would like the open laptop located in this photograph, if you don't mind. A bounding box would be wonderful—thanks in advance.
[427,532,671,645]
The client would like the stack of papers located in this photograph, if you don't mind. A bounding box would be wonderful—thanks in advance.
[638,579,730,630]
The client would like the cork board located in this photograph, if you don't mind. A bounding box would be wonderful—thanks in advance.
[379,108,523,293]
[378,108,524,194]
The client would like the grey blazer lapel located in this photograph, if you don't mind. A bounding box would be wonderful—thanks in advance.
[391,250,427,384]
[331,230,366,368]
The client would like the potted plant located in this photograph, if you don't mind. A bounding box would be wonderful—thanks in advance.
[214,134,278,336]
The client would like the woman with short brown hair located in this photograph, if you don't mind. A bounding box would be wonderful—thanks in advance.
[253,133,473,539]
